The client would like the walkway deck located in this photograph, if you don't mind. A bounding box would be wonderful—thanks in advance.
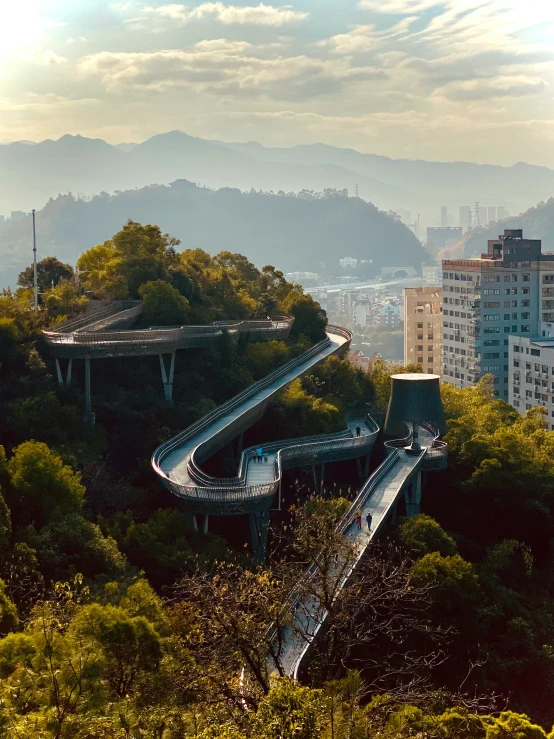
[154,329,361,515]
[278,426,435,678]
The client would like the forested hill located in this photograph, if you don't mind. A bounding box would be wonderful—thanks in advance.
[0,184,425,289]
[462,197,554,256]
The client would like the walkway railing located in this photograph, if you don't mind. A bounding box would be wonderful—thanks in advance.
[43,301,295,357]
[152,329,355,506]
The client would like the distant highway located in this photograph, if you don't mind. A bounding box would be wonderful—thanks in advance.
[305,276,424,295]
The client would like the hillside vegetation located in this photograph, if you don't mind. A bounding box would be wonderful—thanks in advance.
[0,185,425,290]
[2,226,554,734]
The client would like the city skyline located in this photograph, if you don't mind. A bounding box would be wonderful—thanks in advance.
[0,1,553,167]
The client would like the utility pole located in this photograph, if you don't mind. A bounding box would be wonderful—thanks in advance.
[32,209,38,310]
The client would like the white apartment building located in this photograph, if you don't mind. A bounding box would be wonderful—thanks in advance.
[508,336,554,428]
[442,230,541,400]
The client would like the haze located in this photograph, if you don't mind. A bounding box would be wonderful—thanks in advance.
[1,0,554,166]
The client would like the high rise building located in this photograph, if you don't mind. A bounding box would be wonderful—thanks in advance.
[459,206,472,232]
[426,227,462,249]
[442,229,541,400]
[404,287,443,375]
[487,206,497,224]
[497,206,507,220]
[441,206,448,227]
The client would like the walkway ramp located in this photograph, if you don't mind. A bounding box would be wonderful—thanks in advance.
[277,426,446,679]
[152,327,364,516]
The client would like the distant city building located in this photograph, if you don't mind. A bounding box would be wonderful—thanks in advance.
[441,206,448,228]
[377,302,401,330]
[459,206,472,232]
[10,210,27,221]
[354,300,373,328]
[442,229,542,400]
[487,206,497,224]
[339,257,358,269]
[497,206,507,220]
[404,287,443,375]
[426,226,462,249]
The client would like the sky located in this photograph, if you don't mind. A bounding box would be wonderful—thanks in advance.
[1,0,554,166]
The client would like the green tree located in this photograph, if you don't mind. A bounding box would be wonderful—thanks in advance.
[138,279,191,326]
[280,288,327,342]
[4,441,85,528]
[0,579,18,635]
[398,514,458,558]
[254,679,328,739]
[18,256,74,293]
[410,552,480,632]
[71,603,162,698]
[247,341,292,380]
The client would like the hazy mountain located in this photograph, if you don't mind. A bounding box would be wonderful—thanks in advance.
[2,131,553,220]
[462,197,554,257]
[0,131,412,215]
[0,182,425,290]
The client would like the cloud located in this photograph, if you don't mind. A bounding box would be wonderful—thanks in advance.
[436,76,548,101]
[77,41,384,100]
[20,50,68,65]
[130,2,308,28]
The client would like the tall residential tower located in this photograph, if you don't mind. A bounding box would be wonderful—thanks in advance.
[404,287,443,375]
[442,230,541,399]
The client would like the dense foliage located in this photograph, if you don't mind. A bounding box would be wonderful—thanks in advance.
[3,225,554,735]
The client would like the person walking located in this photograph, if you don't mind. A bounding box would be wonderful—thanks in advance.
[366,511,373,533]
[355,425,361,437]
[256,447,263,463]
[356,510,362,530]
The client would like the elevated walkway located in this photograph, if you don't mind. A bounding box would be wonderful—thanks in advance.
[277,424,447,678]
[43,301,294,359]
[152,328,383,557]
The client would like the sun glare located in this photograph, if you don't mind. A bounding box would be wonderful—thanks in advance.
[0,2,50,56]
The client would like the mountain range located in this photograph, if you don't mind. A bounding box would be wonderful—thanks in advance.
[2,131,554,220]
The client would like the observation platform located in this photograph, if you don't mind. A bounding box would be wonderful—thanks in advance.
[43,301,294,359]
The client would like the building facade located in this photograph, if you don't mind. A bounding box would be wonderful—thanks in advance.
[442,229,541,400]
[508,336,554,427]
[377,302,401,329]
[404,287,443,375]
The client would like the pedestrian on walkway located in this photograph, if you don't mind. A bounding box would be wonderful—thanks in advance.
[355,425,361,437]
[366,511,373,532]
[256,447,263,463]
[356,509,362,530]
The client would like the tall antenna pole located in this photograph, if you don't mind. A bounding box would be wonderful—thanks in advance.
[32,209,38,311]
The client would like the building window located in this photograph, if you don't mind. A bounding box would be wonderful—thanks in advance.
[417,357,423,363]
[521,312,530,320]
[483,314,500,321]
[522,273,530,282]
[521,325,530,332]
[504,314,510,320]
[484,327,500,334]
[504,275,511,282]
[427,356,433,363]
[512,274,518,282]
[484,302,500,308]
[417,323,423,329]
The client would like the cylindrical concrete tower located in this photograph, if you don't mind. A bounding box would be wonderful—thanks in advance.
[384,373,447,449]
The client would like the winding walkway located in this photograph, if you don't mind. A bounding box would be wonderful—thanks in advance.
[279,426,441,678]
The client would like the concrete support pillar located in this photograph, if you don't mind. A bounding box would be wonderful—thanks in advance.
[249,507,270,562]
[234,432,244,461]
[356,457,363,481]
[203,515,209,535]
[391,501,398,526]
[159,352,176,404]
[66,358,72,388]
[55,358,63,387]
[84,358,95,425]
[364,452,371,479]
[192,515,198,533]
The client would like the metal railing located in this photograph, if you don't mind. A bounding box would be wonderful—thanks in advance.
[152,327,353,504]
